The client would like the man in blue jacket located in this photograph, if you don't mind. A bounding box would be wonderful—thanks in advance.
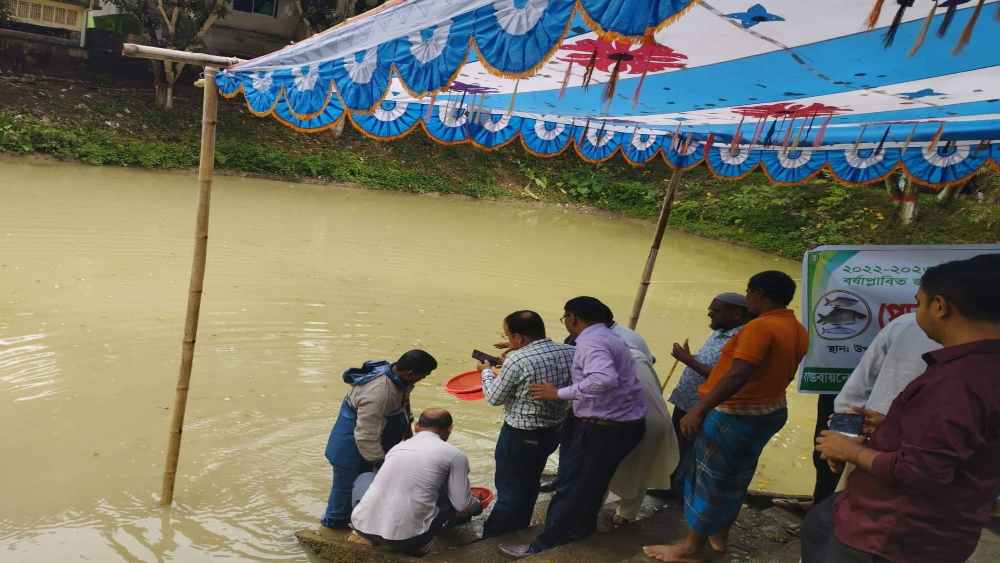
[321,349,438,529]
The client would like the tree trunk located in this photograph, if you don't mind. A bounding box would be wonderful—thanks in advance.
[151,61,168,108]
[160,60,185,111]
[936,185,957,204]
[885,173,902,205]
[334,0,352,23]
[330,118,346,138]
[900,175,918,225]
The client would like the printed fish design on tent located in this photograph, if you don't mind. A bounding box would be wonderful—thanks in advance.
[725,3,786,28]
[557,37,688,106]
[215,0,1000,189]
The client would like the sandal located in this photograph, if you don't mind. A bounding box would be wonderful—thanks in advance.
[611,514,631,528]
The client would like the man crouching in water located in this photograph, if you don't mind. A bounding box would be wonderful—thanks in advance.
[321,349,438,529]
[350,408,484,556]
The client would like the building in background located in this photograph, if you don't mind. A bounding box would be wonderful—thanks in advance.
[5,0,88,46]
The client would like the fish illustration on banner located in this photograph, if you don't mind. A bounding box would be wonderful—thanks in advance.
[799,244,1000,394]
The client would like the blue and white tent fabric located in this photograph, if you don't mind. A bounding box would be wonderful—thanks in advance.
[217,0,1000,188]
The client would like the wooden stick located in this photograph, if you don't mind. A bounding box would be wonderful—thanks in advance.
[122,43,243,67]
[660,338,687,393]
[161,66,220,507]
[628,168,683,330]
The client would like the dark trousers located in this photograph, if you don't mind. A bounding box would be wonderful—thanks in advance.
[357,506,457,556]
[670,406,692,493]
[801,495,889,563]
[813,394,840,503]
[531,418,645,551]
[484,423,561,538]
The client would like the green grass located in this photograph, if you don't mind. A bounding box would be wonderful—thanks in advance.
[2,89,998,260]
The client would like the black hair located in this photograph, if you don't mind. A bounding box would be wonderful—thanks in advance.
[564,296,609,324]
[504,310,546,339]
[920,253,1000,323]
[598,302,614,327]
[395,349,438,375]
[747,271,797,307]
[417,408,453,430]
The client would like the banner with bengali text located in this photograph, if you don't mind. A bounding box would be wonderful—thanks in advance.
[798,244,1000,394]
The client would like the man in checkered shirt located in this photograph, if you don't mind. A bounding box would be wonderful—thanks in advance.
[478,310,574,538]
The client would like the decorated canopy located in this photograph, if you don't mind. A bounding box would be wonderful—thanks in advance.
[216,0,1000,188]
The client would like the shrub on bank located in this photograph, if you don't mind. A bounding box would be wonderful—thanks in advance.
[1,110,997,259]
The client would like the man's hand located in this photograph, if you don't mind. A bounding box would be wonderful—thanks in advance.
[679,409,705,439]
[671,341,696,367]
[476,360,494,373]
[850,406,886,436]
[816,430,865,464]
[530,383,560,400]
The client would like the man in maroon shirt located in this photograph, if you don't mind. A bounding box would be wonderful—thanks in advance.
[806,253,1000,563]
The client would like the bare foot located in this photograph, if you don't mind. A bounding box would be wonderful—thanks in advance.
[346,531,373,547]
[642,543,707,562]
[708,532,728,553]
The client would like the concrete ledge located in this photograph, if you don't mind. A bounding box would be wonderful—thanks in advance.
[0,28,79,48]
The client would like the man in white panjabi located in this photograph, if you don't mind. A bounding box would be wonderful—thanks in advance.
[834,313,941,420]
[606,309,679,525]
[350,408,482,556]
[825,312,941,497]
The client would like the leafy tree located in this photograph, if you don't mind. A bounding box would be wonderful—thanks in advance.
[108,0,228,110]
[294,0,385,37]
[0,0,10,25]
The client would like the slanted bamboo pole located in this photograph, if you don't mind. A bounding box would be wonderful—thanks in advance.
[160,66,220,506]
[628,168,683,330]
[660,338,688,393]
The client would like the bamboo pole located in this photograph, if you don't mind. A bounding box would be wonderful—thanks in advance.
[628,168,683,330]
[122,43,243,67]
[660,338,688,393]
[160,66,220,507]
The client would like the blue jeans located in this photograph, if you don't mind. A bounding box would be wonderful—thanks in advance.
[322,463,371,527]
[321,395,410,527]
[483,423,561,538]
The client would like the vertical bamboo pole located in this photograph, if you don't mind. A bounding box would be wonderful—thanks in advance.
[628,168,683,330]
[161,66,220,506]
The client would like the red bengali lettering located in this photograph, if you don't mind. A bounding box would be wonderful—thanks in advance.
[878,303,917,328]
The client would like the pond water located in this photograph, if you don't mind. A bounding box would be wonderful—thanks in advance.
[0,156,814,561]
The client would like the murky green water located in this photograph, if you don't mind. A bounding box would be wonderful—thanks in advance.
[0,156,813,561]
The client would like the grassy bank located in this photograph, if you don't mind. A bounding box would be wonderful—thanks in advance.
[1,73,998,258]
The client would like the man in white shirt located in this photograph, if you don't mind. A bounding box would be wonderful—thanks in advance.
[350,408,483,556]
[833,313,941,422]
[779,313,940,514]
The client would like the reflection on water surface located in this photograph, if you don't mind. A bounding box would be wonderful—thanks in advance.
[0,157,810,561]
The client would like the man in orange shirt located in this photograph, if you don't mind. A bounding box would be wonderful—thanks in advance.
[644,271,807,563]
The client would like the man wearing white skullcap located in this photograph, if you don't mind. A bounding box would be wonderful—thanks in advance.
[666,292,751,494]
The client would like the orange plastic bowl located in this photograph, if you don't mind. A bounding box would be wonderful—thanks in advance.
[471,486,495,509]
[452,388,484,401]
[444,370,483,401]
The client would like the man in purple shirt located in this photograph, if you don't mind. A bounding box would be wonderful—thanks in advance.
[499,296,646,558]
[808,254,1000,563]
